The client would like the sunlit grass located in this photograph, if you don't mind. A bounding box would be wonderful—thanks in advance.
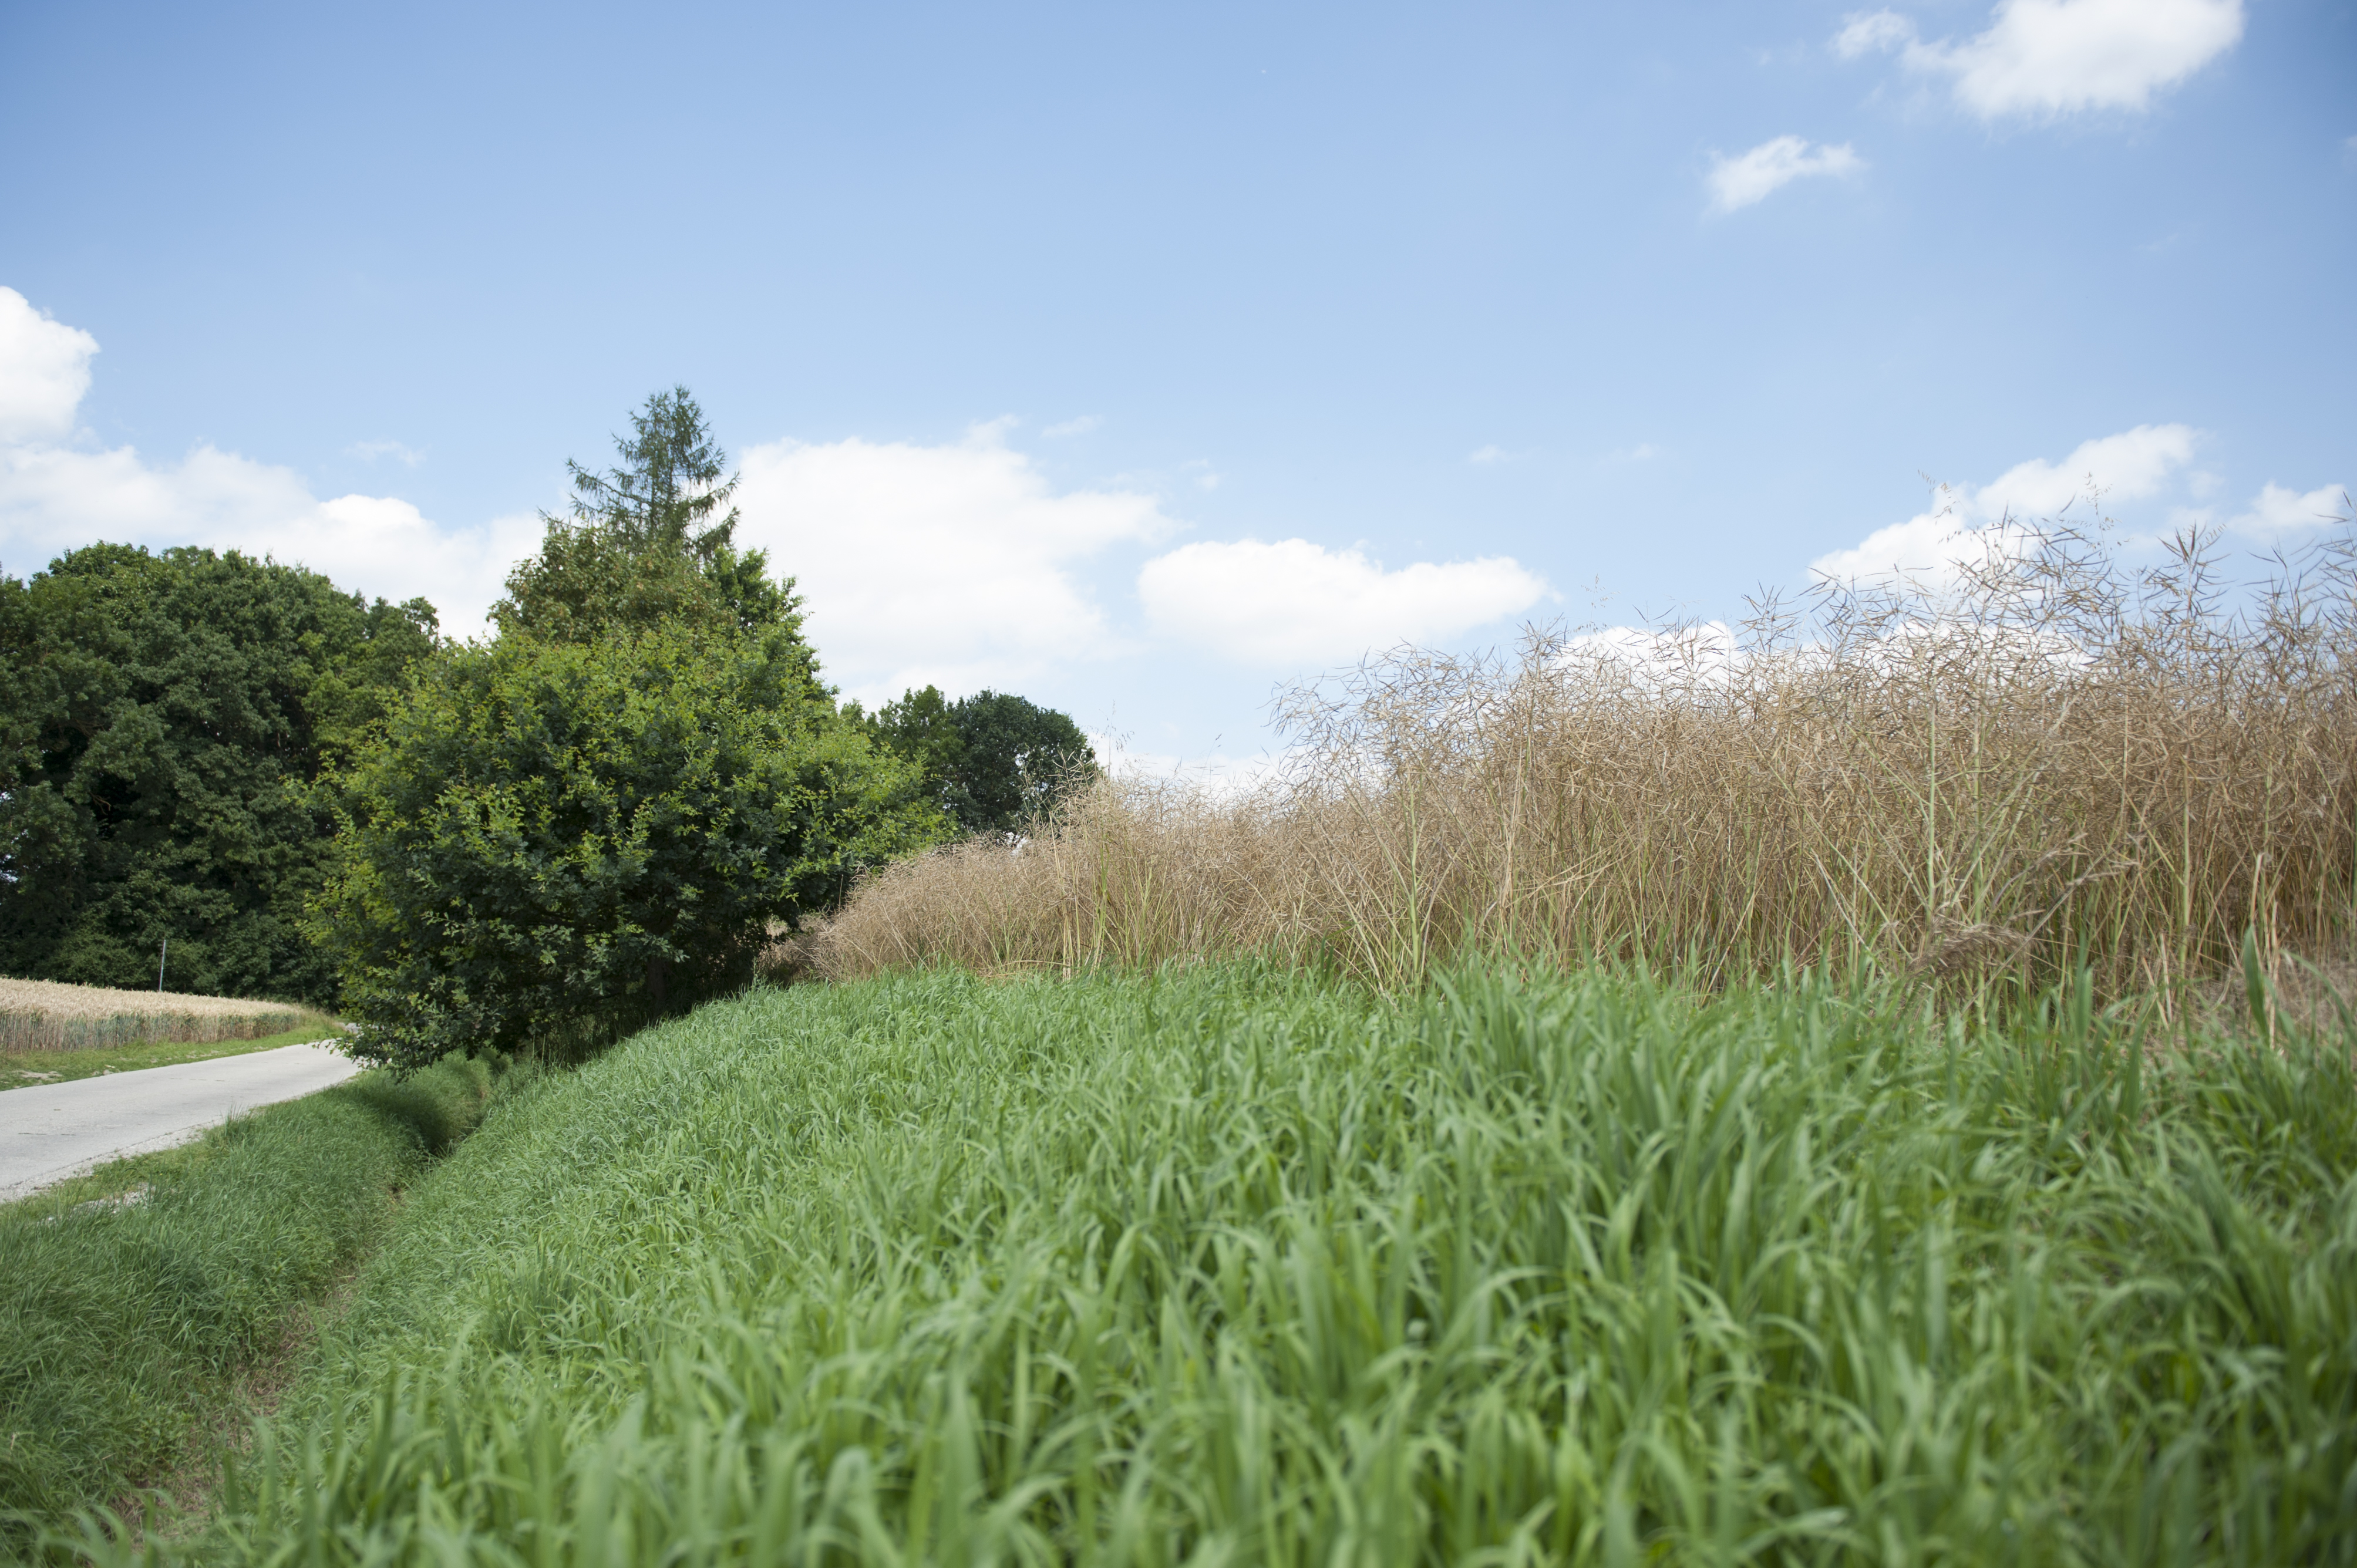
[76,962,2357,1564]
[0,1055,499,1530]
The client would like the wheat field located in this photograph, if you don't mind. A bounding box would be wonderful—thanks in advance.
[0,977,315,1053]
[814,518,2357,1009]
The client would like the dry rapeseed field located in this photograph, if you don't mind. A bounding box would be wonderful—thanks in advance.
[815,518,2357,1010]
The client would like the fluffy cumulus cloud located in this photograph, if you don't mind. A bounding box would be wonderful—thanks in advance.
[1837,0,2244,120]
[0,286,534,636]
[2231,481,2350,539]
[0,288,100,444]
[1811,423,2198,582]
[731,427,1177,703]
[1137,538,1550,669]
[1707,137,1864,213]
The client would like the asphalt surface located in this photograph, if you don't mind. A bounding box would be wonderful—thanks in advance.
[0,1043,365,1202]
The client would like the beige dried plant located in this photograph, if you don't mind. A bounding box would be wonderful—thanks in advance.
[0,976,316,1053]
[813,513,2357,1003]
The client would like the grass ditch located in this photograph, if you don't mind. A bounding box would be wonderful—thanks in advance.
[63,962,2357,1564]
[2,1025,349,1092]
[0,1051,505,1536]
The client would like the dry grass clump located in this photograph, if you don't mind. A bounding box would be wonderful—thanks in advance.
[813,517,2357,1003]
[0,977,315,1053]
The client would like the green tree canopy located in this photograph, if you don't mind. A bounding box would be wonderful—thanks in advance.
[313,624,941,1068]
[563,385,740,560]
[318,388,949,1066]
[498,387,795,642]
[0,544,438,1000]
[856,686,1097,837]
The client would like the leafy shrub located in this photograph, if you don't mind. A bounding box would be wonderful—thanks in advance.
[312,623,940,1068]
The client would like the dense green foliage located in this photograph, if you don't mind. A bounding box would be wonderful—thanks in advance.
[87,966,2357,1564]
[315,389,946,1067]
[0,544,437,1002]
[0,1052,497,1527]
[312,626,940,1068]
[857,683,1096,835]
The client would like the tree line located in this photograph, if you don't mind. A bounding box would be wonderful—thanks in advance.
[0,389,1094,1065]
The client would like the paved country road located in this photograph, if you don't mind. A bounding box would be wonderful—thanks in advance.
[0,1043,365,1202]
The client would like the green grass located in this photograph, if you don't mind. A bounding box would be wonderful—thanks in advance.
[1,1024,346,1092]
[0,1053,501,1533]
[51,963,2357,1564]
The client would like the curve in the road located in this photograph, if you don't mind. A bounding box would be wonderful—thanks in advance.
[0,1043,365,1202]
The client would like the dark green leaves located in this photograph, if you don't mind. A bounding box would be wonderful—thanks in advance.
[0,544,437,1001]
[313,626,943,1068]
[858,684,1097,837]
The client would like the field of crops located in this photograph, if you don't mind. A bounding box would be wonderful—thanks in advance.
[816,528,2357,1010]
[0,977,314,1053]
[86,963,2355,1566]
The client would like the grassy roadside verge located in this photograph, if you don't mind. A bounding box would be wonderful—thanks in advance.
[1,1024,346,1092]
[105,963,2357,1564]
[0,1051,505,1533]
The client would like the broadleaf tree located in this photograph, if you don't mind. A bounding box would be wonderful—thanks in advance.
[856,686,1097,837]
[311,626,939,1067]
[314,389,947,1067]
[0,544,437,1001]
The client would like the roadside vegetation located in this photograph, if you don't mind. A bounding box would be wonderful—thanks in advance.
[49,963,2353,1564]
[6,394,2349,1562]
[816,519,2357,1020]
[3,1022,343,1092]
[0,1051,503,1532]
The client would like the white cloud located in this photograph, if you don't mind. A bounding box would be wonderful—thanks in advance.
[1469,444,1505,464]
[0,287,100,444]
[1137,538,1551,669]
[0,433,538,635]
[1841,0,2244,120]
[1708,136,1865,213]
[0,287,534,636]
[1564,620,1745,694]
[2230,481,2349,540]
[1043,415,1102,438]
[1813,423,2198,582]
[1092,733,1294,798]
[347,439,425,466]
[732,426,1177,703]
[1834,9,1917,57]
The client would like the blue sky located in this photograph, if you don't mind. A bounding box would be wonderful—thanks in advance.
[3,0,2351,773]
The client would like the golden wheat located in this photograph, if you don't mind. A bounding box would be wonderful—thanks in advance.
[0,976,316,1052]
[814,517,2357,1005]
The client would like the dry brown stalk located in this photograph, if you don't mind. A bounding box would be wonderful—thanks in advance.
[812,515,2357,1002]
